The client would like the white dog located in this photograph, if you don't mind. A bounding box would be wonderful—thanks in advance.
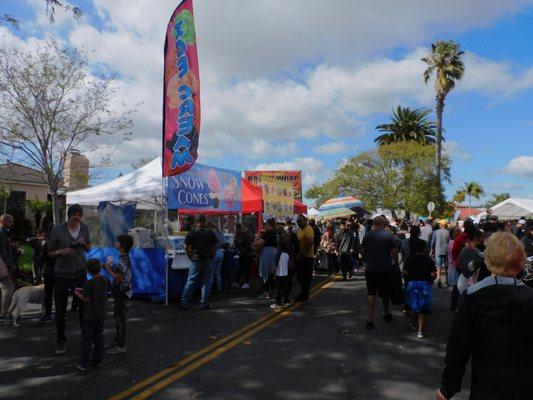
[7,284,45,327]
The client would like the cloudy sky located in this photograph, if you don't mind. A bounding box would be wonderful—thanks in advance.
[2,0,533,204]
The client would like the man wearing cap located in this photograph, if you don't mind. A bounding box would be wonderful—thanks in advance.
[48,204,91,355]
[513,219,527,240]
[431,220,450,288]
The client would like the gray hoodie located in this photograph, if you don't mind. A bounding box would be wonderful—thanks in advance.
[48,222,90,279]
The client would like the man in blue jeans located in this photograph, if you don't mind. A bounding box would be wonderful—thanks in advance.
[180,214,217,310]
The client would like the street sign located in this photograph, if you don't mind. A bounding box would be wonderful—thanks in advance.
[427,201,435,218]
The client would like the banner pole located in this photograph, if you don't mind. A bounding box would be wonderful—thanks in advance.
[163,175,170,306]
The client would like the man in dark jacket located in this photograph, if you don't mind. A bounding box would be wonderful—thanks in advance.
[438,232,533,400]
[48,204,91,355]
[521,220,533,258]
[335,221,356,280]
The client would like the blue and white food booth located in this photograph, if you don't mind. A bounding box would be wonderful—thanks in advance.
[67,157,242,304]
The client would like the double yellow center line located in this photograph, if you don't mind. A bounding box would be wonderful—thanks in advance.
[109,277,336,400]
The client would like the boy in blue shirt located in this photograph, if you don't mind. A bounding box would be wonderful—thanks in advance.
[103,234,133,354]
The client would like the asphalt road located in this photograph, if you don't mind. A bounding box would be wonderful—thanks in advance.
[0,275,470,400]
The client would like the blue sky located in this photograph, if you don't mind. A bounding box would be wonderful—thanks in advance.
[2,0,533,206]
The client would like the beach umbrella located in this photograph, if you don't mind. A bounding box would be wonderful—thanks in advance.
[318,196,364,211]
[316,207,356,220]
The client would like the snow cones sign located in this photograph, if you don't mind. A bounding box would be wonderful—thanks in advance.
[163,0,201,177]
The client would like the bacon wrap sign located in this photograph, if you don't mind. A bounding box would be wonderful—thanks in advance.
[167,164,242,212]
[162,0,201,177]
[244,171,302,201]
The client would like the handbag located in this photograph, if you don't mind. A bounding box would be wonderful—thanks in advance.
[0,256,8,280]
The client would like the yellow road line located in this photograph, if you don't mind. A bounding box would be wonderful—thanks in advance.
[109,277,335,400]
[130,280,334,400]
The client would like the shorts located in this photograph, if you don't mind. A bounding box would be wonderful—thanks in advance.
[435,255,447,268]
[404,281,432,314]
[365,270,391,297]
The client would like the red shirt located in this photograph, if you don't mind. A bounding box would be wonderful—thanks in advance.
[451,232,469,269]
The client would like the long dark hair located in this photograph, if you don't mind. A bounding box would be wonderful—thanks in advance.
[409,225,421,255]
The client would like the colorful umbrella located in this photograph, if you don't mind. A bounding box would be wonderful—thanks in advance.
[318,196,364,211]
[316,207,356,221]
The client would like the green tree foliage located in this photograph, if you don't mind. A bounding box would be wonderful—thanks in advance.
[422,40,465,193]
[485,192,510,209]
[305,142,450,216]
[454,181,485,210]
[375,106,437,146]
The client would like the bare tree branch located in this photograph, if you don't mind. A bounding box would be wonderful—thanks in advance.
[0,40,135,224]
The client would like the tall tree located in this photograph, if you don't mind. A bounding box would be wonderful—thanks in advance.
[0,40,134,224]
[374,106,437,146]
[306,142,450,217]
[454,181,485,215]
[422,41,465,194]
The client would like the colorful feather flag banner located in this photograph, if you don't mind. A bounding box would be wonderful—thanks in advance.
[162,0,201,177]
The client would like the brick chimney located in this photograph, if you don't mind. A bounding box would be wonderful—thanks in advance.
[64,151,89,190]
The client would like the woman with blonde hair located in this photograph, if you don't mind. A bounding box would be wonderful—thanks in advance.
[437,232,533,400]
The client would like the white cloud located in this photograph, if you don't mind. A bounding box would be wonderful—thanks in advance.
[6,0,533,179]
[443,141,472,161]
[459,52,533,98]
[505,156,533,179]
[255,157,325,186]
[313,142,348,155]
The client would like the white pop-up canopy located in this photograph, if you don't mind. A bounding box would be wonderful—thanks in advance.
[67,157,163,207]
[477,198,533,219]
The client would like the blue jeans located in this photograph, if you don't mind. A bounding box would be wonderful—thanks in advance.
[213,249,224,292]
[181,259,215,307]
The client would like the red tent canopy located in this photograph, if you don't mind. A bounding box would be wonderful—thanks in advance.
[294,200,308,215]
[241,179,263,214]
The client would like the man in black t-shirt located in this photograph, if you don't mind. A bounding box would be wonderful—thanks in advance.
[360,216,398,330]
[180,214,217,310]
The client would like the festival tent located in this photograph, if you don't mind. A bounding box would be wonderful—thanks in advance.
[67,157,163,207]
[318,196,364,211]
[240,178,308,215]
[477,198,533,219]
[308,207,320,217]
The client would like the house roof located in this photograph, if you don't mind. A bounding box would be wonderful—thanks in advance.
[0,162,47,186]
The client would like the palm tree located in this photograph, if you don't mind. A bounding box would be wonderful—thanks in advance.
[374,106,437,146]
[422,41,465,191]
[455,181,485,216]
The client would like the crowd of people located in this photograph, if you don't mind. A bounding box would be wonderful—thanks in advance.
[1,205,533,399]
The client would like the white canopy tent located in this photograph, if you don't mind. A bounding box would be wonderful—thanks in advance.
[67,157,163,208]
[477,198,533,219]
[308,207,320,217]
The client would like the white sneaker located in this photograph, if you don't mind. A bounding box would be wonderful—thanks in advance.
[270,304,282,310]
[241,283,251,289]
